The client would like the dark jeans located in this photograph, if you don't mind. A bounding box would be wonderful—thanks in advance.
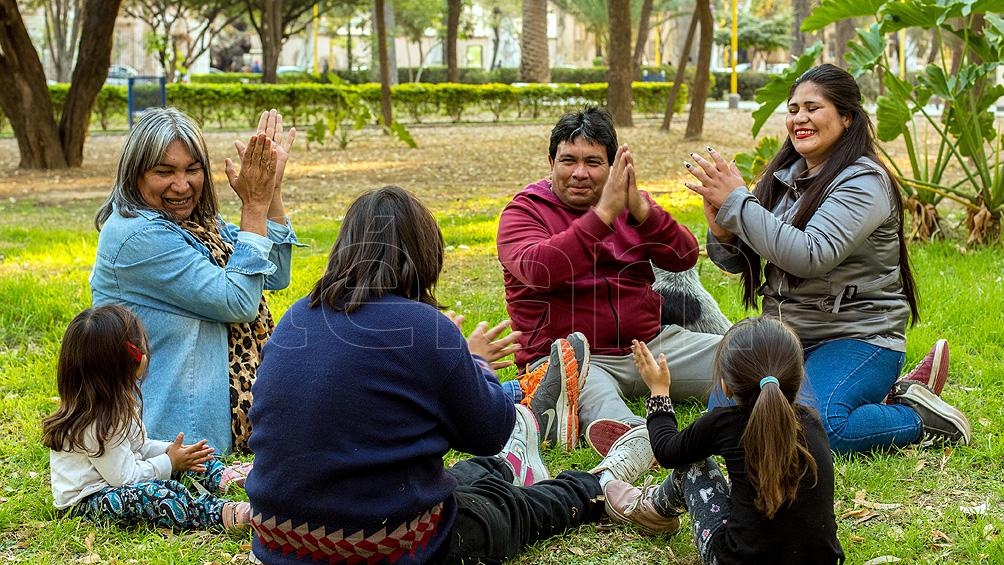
[432,456,604,564]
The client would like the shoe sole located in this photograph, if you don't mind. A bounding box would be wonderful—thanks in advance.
[586,419,633,457]
[901,386,971,445]
[926,339,948,396]
[513,404,550,486]
[555,339,580,452]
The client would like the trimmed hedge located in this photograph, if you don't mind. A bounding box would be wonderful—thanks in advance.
[2,82,689,132]
[709,71,774,100]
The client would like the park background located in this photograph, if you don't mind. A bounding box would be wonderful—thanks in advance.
[1,0,1003,563]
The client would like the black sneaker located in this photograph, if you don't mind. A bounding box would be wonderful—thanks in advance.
[527,335,588,451]
[890,381,971,445]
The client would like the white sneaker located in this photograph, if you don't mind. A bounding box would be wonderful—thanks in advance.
[499,404,550,487]
[589,425,655,484]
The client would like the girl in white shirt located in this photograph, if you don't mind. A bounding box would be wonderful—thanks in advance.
[42,305,251,531]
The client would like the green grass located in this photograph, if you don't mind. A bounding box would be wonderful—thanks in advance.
[2,184,1003,564]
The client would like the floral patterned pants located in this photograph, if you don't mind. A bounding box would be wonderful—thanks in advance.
[71,458,229,531]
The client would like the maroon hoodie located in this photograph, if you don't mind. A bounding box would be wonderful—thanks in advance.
[497,179,699,369]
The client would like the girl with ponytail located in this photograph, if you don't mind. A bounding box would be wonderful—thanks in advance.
[612,317,844,564]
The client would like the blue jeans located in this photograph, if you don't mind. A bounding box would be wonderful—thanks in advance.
[708,339,922,454]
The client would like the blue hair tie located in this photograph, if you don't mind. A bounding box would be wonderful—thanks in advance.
[759,376,779,390]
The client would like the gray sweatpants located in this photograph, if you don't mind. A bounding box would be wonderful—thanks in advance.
[578,325,722,427]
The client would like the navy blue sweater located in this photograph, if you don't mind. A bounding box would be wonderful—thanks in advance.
[247,295,516,564]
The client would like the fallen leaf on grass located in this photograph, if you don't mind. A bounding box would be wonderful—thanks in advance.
[931,529,954,543]
[840,508,873,520]
[978,417,991,427]
[960,501,988,516]
[84,532,95,551]
[855,513,879,525]
[853,496,902,511]
[915,459,927,472]
[567,547,586,557]
[984,523,999,540]
[77,554,102,564]
[862,556,901,564]
[850,534,865,542]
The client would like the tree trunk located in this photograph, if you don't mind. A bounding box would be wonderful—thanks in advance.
[684,0,712,140]
[375,0,393,128]
[607,0,633,127]
[0,0,121,169]
[661,10,698,131]
[261,0,283,83]
[44,0,82,83]
[519,0,549,82]
[632,0,654,78]
[489,7,501,70]
[791,0,811,57]
[446,0,460,82]
[833,18,855,68]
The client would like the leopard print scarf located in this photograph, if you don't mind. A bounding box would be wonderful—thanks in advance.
[180,220,274,454]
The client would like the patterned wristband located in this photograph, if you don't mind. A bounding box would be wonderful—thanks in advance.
[646,395,674,416]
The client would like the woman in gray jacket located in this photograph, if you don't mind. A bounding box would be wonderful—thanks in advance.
[682,64,970,453]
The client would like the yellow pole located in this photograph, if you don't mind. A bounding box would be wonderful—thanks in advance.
[730,0,738,95]
[313,3,320,74]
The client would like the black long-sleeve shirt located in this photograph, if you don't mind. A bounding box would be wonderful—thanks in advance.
[648,403,844,565]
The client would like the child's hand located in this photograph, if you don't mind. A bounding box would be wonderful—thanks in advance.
[166,433,214,473]
[632,339,671,397]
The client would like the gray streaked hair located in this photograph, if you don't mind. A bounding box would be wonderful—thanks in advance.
[95,107,218,230]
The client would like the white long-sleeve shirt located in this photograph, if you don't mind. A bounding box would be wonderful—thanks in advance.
[49,420,173,509]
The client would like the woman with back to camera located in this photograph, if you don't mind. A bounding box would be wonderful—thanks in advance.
[91,107,299,455]
[683,64,970,453]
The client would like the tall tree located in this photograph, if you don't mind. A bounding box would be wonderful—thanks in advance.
[375,0,393,128]
[606,0,633,126]
[519,0,549,82]
[42,0,82,82]
[661,9,697,131]
[0,0,122,169]
[446,0,461,81]
[125,0,243,82]
[632,0,653,76]
[396,0,441,82]
[684,0,712,140]
[244,0,323,83]
[791,0,812,57]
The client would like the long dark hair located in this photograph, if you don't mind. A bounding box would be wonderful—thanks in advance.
[738,64,919,324]
[310,186,445,313]
[41,305,147,457]
[716,316,817,520]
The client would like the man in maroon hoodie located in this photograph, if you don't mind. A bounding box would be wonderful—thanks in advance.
[497,107,722,451]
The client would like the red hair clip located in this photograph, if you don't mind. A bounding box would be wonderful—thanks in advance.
[126,342,144,363]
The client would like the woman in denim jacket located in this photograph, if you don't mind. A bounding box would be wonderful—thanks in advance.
[91,107,299,455]
[682,65,970,454]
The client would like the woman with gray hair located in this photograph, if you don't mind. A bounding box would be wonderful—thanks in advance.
[91,107,299,455]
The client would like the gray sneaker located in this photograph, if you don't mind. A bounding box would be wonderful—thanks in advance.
[590,425,655,484]
[498,404,550,487]
[890,381,971,445]
[527,335,589,451]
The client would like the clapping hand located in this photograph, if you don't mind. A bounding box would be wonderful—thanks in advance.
[631,339,671,397]
[447,311,523,370]
[224,133,277,211]
[166,432,214,473]
[234,109,296,190]
[684,146,742,241]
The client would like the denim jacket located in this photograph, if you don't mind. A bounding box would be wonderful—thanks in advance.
[90,207,300,454]
[707,156,910,352]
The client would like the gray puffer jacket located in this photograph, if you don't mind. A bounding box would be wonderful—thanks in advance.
[707,156,910,352]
